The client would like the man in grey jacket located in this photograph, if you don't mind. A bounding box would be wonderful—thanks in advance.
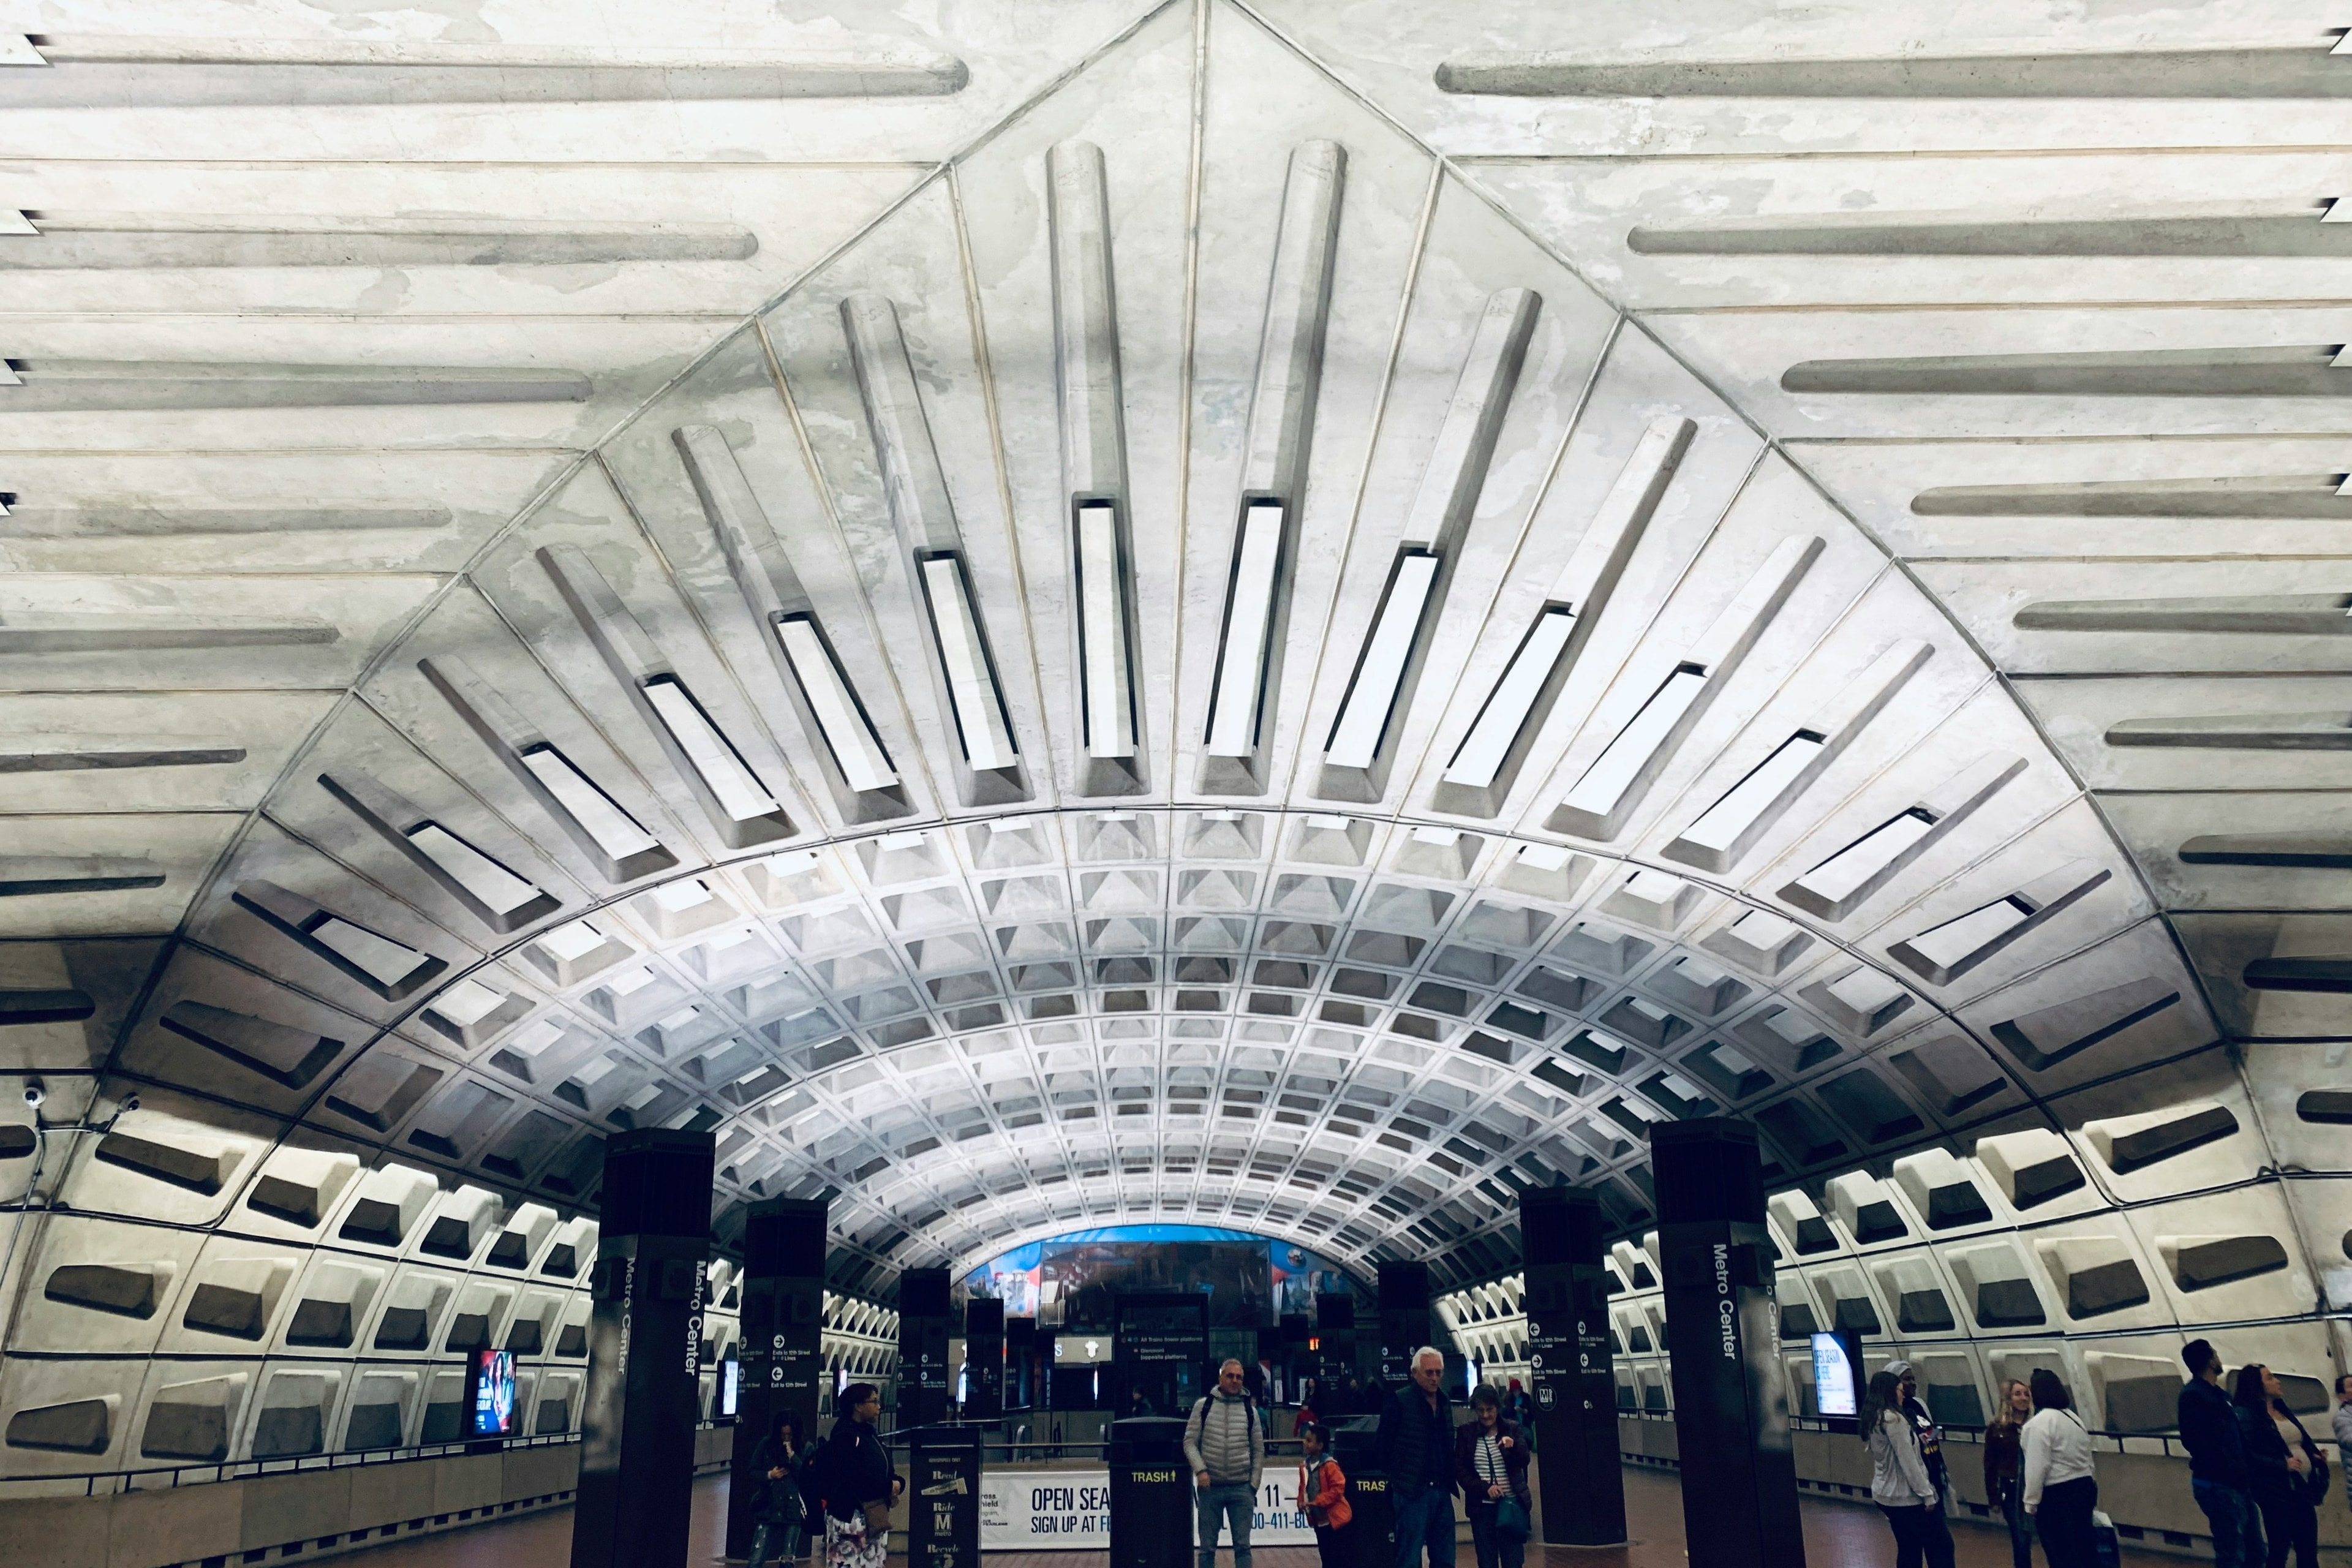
[1186,1359,1265,1568]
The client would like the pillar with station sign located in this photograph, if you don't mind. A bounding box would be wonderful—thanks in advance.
[1374,1262,1431,1387]
[1520,1185,1624,1546]
[725,1197,827,1559]
[1651,1118,1805,1568]
[899,1268,954,1427]
[963,1296,1006,1420]
[569,1129,714,1568]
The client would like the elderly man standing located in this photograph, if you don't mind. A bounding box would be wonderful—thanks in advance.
[1186,1359,1265,1568]
[1374,1348,1459,1568]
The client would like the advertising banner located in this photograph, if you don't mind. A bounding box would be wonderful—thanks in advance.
[981,1469,1316,1551]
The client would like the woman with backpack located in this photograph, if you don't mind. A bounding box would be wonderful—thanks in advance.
[2022,1368,2097,1568]
[2237,1363,2325,1568]
[1295,1420,1354,1568]
[1864,1368,1952,1568]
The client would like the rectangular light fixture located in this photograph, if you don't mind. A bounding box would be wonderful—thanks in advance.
[641,676,785,823]
[518,744,662,862]
[1548,533,1821,842]
[1205,500,1286,758]
[774,616,899,793]
[1325,549,1441,770]
[405,824,545,916]
[1445,606,1576,789]
[1664,638,1931,873]
[1075,499,1137,760]
[918,553,1017,771]
[1779,752,2026,920]
[1887,858,2111,986]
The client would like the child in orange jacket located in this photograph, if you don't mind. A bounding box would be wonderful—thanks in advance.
[1297,1421,1354,1568]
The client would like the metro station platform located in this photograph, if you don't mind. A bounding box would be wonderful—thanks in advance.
[324,1468,2177,1568]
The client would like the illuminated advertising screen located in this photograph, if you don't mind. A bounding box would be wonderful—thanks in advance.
[1810,1332,1858,1419]
[719,1356,741,1420]
[958,1225,1356,1330]
[465,1349,518,1438]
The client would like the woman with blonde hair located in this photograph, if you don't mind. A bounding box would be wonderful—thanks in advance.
[1981,1379,2034,1568]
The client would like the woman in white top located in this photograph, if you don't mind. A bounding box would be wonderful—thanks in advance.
[2021,1368,2098,1568]
[1863,1369,1953,1568]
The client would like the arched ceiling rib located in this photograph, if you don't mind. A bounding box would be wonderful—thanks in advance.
[4,0,2348,1352]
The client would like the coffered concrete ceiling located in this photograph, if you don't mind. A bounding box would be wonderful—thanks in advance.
[4,0,2351,1476]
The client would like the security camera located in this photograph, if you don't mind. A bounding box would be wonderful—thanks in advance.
[22,1079,43,1109]
[119,1093,139,1114]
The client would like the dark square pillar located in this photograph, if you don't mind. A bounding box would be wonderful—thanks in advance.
[963,1296,1005,1419]
[569,1129,714,1568]
[1651,1118,1804,1568]
[1375,1262,1431,1387]
[725,1197,827,1558]
[898,1268,954,1427]
[1520,1186,1624,1546]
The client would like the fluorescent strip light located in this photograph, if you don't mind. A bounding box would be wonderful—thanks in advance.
[1901,902,2030,975]
[1794,811,1937,910]
[641,676,783,822]
[1888,857,2109,985]
[1675,735,1826,863]
[1556,666,1708,827]
[919,555,1017,771]
[773,618,897,793]
[308,918,432,989]
[1076,501,1136,760]
[404,824,544,915]
[1779,751,2026,921]
[1445,606,1575,788]
[1205,500,1285,758]
[519,744,661,861]
[1326,551,1440,769]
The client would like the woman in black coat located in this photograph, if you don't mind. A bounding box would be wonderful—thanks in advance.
[2235,1363,2323,1568]
[748,1411,813,1568]
[813,1382,905,1568]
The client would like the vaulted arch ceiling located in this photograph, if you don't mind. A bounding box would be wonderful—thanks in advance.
[5,0,2351,1472]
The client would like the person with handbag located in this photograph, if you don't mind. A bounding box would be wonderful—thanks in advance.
[1453,1385,1532,1568]
[813,1382,903,1568]
[748,1410,813,1568]
[2236,1364,2323,1568]
[1864,1368,1953,1568]
[2022,1369,2097,1568]
[1296,1420,1355,1568]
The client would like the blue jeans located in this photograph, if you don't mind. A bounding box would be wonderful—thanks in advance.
[2193,1479,2261,1568]
[1196,1481,1253,1568]
[1996,1478,2032,1568]
[1391,1486,1457,1568]
[748,1519,802,1568]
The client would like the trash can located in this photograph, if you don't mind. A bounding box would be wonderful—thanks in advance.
[1327,1417,1389,1568]
[1109,1416,1191,1568]
[906,1424,983,1568]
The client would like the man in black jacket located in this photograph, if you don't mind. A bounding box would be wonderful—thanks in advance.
[2179,1340,2263,1568]
[1374,1349,1458,1568]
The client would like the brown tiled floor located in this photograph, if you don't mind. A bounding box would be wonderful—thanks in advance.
[332,1468,2179,1567]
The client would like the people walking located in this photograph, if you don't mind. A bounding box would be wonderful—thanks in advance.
[2236,1363,2324,1568]
[1864,1368,1953,1568]
[748,1410,813,1568]
[1982,1379,2034,1568]
[1185,1359,1266,1568]
[2022,1369,2098,1568]
[812,1382,902,1568]
[1373,1348,1459,1568]
[1297,1420,1355,1568]
[1454,1385,1532,1568]
[2180,1341,2262,1568]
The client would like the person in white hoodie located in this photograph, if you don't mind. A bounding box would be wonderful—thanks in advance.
[2021,1367,2098,1568]
[1864,1368,1954,1568]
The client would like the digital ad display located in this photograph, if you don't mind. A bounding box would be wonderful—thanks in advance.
[719,1355,741,1420]
[1810,1332,1858,1419]
[957,1225,1357,1330]
[466,1348,518,1438]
